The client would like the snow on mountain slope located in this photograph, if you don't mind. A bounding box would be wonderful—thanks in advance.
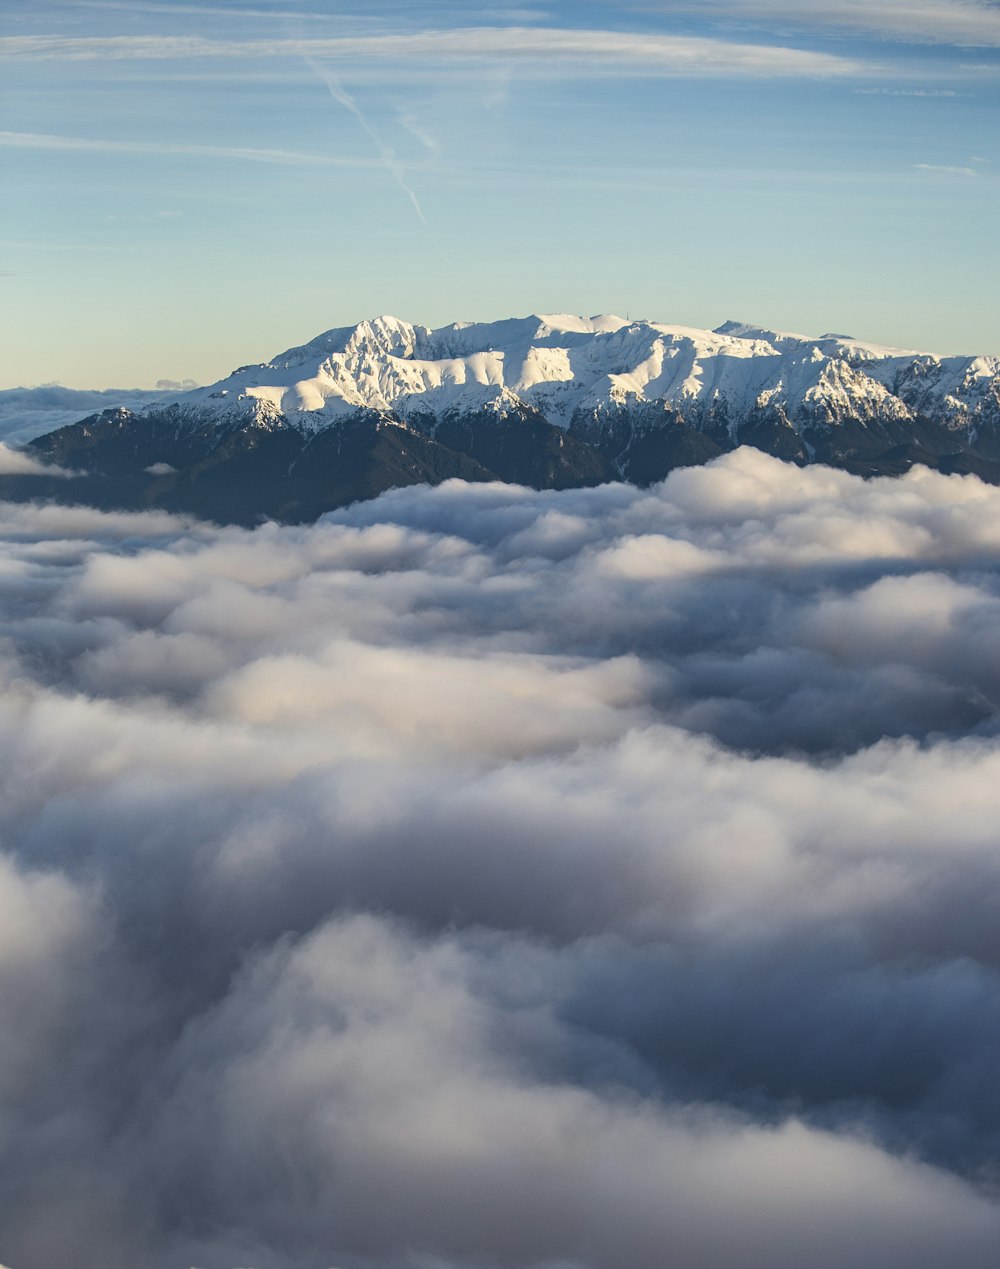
[17,316,1000,526]
[128,314,1000,443]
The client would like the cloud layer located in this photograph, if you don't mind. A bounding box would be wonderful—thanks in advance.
[0,130,382,170]
[0,28,866,77]
[2,449,1000,1268]
[0,441,75,476]
[0,386,171,445]
[676,0,1000,49]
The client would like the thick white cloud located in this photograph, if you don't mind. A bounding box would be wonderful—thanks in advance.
[0,441,74,477]
[1,449,1000,1267]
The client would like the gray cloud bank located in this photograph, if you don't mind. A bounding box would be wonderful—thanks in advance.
[0,385,170,446]
[2,448,1000,1268]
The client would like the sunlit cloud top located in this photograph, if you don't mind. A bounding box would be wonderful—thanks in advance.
[3,453,1000,1266]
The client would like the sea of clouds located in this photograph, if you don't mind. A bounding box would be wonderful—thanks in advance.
[0,385,178,447]
[1,447,1000,1269]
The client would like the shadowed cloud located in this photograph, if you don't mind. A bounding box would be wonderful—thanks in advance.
[1,450,1000,1267]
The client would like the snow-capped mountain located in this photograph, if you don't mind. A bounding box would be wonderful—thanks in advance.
[149,312,1000,443]
[8,314,1000,523]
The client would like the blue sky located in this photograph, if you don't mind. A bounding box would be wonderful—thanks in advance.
[1,0,998,387]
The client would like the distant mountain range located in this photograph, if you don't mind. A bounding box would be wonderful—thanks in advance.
[4,314,1000,522]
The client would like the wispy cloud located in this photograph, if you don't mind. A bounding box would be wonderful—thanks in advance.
[74,0,550,11]
[71,0,356,18]
[0,29,868,77]
[855,87,963,97]
[0,130,379,168]
[915,161,979,175]
[397,111,441,155]
[306,59,427,224]
[651,0,1000,49]
[0,238,174,254]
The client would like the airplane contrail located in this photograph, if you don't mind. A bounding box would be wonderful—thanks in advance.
[306,57,427,225]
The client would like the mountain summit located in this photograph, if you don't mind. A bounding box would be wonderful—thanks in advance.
[9,314,1000,523]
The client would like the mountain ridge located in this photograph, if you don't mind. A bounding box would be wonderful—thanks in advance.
[6,313,1000,523]
[164,311,998,435]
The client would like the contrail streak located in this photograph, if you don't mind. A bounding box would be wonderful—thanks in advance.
[306,57,426,225]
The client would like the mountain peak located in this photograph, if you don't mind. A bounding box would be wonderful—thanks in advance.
[532,312,630,335]
[344,315,421,360]
[712,318,809,344]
